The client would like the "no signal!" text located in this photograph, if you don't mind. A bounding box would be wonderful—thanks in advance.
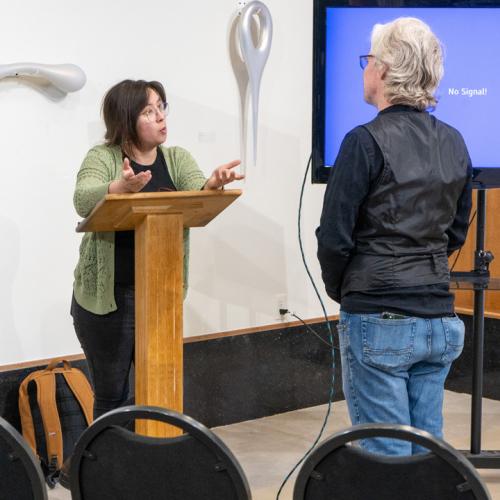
[448,87,488,97]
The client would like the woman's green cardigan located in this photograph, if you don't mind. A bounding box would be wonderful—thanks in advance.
[73,144,206,315]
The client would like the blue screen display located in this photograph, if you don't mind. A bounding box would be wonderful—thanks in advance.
[324,8,500,169]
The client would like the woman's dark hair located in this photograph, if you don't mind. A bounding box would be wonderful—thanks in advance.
[102,79,166,150]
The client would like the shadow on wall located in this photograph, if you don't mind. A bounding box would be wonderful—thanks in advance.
[0,215,21,363]
[166,93,309,335]
[0,77,69,102]
[187,201,287,333]
[40,300,77,359]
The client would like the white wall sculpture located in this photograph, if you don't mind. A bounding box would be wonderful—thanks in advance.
[229,1,273,172]
[0,63,86,94]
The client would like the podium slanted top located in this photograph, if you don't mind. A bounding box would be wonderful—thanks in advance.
[76,189,242,233]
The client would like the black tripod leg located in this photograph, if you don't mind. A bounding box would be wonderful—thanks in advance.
[471,189,487,455]
[471,287,485,454]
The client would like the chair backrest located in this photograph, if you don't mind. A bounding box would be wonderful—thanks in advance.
[293,423,491,500]
[70,405,251,500]
[0,416,48,500]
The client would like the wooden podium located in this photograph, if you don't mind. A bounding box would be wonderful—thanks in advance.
[76,189,241,437]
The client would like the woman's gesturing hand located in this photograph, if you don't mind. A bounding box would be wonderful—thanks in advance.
[108,158,152,194]
[204,160,245,190]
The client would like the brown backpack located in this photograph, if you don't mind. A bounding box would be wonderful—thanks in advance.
[18,358,94,483]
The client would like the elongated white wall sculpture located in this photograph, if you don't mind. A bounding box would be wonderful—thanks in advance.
[229,1,273,171]
[0,63,86,94]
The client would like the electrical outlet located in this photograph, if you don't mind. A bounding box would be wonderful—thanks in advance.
[276,294,288,319]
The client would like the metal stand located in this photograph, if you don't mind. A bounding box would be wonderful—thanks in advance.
[451,189,500,468]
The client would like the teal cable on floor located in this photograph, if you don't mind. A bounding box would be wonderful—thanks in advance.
[275,154,337,499]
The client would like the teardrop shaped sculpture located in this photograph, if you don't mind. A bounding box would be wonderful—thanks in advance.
[229,1,273,168]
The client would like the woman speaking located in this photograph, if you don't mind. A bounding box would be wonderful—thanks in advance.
[71,79,243,420]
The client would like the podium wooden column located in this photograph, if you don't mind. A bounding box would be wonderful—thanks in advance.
[76,190,241,437]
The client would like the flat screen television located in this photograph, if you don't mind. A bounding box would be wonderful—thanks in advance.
[312,0,500,187]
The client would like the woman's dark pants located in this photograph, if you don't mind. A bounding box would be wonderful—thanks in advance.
[71,285,135,420]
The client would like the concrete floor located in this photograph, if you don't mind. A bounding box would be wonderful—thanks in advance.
[48,390,500,499]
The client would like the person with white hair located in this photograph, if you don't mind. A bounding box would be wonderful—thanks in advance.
[316,17,473,456]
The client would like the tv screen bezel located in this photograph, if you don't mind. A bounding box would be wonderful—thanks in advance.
[311,0,500,187]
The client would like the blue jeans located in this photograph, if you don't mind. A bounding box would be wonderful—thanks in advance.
[338,310,465,456]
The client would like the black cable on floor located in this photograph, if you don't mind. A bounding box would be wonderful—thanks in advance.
[287,311,337,350]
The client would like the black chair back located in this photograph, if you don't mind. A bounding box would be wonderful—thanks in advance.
[70,405,251,500]
[0,416,47,500]
[293,423,491,500]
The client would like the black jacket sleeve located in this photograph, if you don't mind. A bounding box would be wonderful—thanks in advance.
[446,157,473,255]
[316,128,378,303]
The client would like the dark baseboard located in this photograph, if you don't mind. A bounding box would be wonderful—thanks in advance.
[1,313,498,433]
[0,321,343,431]
[184,321,343,427]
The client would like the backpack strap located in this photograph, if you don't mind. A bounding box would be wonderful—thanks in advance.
[36,370,63,471]
[18,370,41,456]
[18,367,64,470]
[61,366,94,426]
[46,358,71,371]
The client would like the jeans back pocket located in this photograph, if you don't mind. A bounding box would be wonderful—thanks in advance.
[361,316,416,371]
[441,316,465,363]
[337,321,348,355]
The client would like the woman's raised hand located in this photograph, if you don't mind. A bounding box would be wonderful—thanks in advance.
[108,158,152,194]
[204,160,245,190]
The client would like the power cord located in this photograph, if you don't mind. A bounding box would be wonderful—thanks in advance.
[275,154,337,499]
[280,309,338,350]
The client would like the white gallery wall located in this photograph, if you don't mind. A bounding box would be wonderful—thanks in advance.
[0,0,345,365]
